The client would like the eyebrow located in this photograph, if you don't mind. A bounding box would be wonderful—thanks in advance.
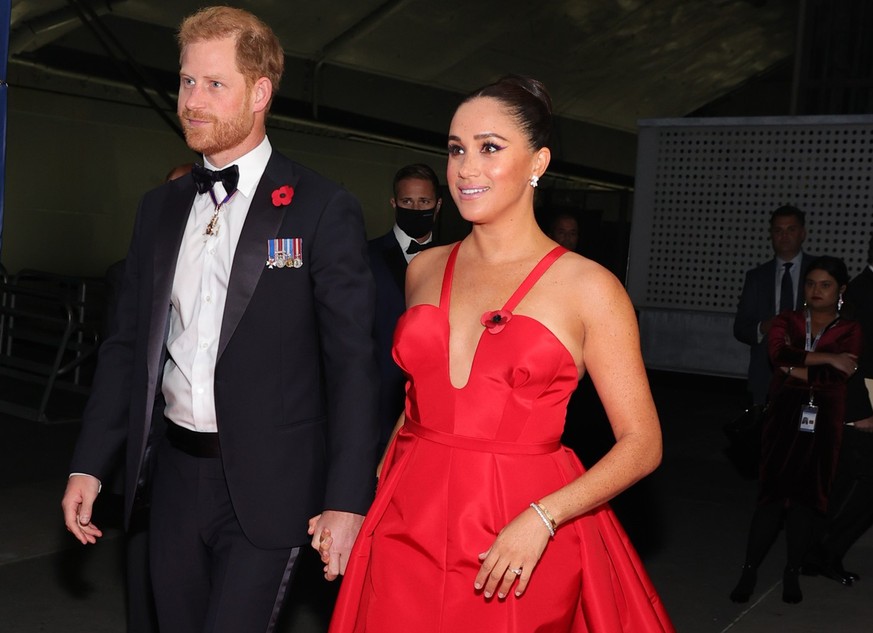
[447,132,510,142]
[179,70,229,82]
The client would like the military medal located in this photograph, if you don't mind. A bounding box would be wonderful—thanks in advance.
[267,238,303,269]
[291,238,303,268]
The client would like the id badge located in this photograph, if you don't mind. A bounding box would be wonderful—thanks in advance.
[799,405,818,433]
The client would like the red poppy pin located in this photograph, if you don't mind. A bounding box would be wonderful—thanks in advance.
[272,185,294,207]
[481,309,513,334]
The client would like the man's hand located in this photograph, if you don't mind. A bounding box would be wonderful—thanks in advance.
[61,475,103,545]
[308,510,364,580]
[307,514,333,567]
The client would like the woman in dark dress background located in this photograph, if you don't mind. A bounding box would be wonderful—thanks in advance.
[730,256,862,604]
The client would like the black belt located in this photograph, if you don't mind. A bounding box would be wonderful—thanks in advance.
[165,419,221,458]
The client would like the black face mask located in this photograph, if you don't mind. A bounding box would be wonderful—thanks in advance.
[395,206,437,239]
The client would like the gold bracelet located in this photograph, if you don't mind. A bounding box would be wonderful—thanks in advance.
[536,502,558,532]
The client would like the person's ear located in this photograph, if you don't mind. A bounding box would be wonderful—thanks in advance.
[252,77,272,113]
[532,147,551,179]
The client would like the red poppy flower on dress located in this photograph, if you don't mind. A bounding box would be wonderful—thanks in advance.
[481,309,513,334]
[272,185,294,207]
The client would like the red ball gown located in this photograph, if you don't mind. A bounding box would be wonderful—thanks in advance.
[330,244,674,632]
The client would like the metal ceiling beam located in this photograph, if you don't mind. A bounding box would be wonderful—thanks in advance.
[8,50,635,190]
[9,0,126,55]
[63,0,182,139]
[310,0,409,118]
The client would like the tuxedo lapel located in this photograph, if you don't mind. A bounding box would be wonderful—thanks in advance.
[218,153,299,359]
[795,253,815,310]
[756,259,777,316]
[385,238,407,293]
[148,189,193,382]
[137,186,193,449]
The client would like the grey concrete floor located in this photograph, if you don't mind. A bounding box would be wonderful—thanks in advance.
[0,372,871,632]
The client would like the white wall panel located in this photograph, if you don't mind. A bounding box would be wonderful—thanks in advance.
[629,115,873,377]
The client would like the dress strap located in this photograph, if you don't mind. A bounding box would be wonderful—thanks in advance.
[439,242,463,310]
[502,246,568,313]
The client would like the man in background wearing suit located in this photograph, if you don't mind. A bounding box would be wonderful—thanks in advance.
[61,7,378,632]
[734,205,815,410]
[368,164,441,449]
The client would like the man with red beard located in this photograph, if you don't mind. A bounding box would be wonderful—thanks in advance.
[60,7,379,632]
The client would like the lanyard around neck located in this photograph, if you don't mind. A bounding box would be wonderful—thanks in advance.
[805,310,839,352]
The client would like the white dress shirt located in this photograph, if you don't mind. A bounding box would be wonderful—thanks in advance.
[162,136,272,433]
[392,224,433,265]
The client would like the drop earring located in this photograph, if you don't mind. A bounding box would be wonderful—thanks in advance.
[529,175,539,188]
[838,293,844,313]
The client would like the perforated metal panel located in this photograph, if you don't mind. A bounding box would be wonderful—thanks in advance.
[628,115,873,376]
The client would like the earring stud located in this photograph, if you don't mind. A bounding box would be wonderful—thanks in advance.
[529,175,539,188]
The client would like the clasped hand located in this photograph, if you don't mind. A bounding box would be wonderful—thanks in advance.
[312,506,551,598]
[307,510,364,581]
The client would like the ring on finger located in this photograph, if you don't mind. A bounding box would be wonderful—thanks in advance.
[509,567,523,576]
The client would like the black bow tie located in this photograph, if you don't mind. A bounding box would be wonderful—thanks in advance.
[406,240,429,255]
[192,163,239,196]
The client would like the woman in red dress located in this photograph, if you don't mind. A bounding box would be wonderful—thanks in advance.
[314,76,674,632]
[730,256,861,604]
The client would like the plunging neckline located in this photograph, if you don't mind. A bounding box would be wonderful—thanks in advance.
[439,242,568,389]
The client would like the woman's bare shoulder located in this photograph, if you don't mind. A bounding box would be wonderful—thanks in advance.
[407,244,454,279]
[540,252,635,336]
[406,243,457,304]
[553,251,625,294]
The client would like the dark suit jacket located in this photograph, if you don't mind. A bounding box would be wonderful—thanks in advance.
[846,266,873,379]
[367,231,408,448]
[733,252,816,405]
[70,149,379,549]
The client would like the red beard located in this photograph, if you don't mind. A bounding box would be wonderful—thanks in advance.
[178,105,254,157]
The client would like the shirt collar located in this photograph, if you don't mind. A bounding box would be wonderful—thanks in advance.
[392,224,432,253]
[202,136,272,199]
[776,251,804,268]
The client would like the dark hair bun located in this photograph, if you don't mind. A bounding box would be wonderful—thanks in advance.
[463,74,553,150]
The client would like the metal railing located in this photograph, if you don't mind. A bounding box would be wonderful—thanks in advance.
[0,270,102,423]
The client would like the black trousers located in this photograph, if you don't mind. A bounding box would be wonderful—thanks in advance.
[818,426,873,565]
[126,507,158,633]
[149,441,300,633]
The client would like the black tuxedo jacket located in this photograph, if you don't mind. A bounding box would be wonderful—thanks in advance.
[367,231,408,447]
[733,253,816,404]
[846,266,873,379]
[71,149,379,548]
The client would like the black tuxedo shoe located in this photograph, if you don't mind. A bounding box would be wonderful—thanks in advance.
[822,564,858,586]
[802,561,858,586]
[782,567,803,604]
[729,565,757,603]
